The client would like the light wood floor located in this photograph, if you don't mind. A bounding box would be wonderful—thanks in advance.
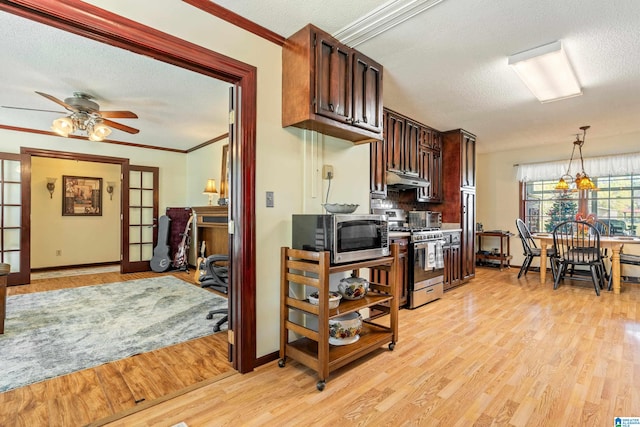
[103,266,640,427]
[0,269,233,427]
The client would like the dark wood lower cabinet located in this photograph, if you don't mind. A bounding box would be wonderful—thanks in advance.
[370,235,408,308]
[443,243,462,291]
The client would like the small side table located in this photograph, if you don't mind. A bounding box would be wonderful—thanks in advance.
[476,231,513,271]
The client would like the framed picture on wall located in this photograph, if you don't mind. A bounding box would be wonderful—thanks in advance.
[62,175,102,216]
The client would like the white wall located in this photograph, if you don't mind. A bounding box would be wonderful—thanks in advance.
[31,157,121,268]
[186,138,228,208]
[476,130,640,269]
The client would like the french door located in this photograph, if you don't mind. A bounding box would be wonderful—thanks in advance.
[121,165,159,273]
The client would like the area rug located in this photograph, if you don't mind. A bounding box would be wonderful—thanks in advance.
[0,276,227,392]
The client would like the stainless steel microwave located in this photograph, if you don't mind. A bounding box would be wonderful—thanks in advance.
[292,214,389,264]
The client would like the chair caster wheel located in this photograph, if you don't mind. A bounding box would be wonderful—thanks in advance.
[316,380,326,391]
[278,358,286,368]
[389,342,395,351]
[206,313,213,320]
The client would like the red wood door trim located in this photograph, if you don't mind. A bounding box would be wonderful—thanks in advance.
[1,0,257,374]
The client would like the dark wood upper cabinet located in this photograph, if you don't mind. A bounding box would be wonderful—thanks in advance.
[352,52,383,133]
[417,128,442,203]
[315,34,352,123]
[283,24,383,144]
[403,119,420,176]
[384,109,405,172]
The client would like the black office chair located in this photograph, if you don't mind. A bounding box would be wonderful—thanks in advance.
[199,254,229,332]
[552,220,607,296]
[608,248,640,291]
[515,218,556,279]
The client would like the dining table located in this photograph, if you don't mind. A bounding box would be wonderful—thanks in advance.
[533,233,640,294]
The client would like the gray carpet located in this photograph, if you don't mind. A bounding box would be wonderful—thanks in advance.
[0,275,227,392]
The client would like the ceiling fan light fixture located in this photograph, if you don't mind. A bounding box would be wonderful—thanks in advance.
[88,121,112,141]
[51,116,75,137]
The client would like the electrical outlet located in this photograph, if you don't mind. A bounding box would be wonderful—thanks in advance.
[322,164,334,180]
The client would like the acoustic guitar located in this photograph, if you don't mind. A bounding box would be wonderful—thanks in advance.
[172,215,193,271]
[150,215,172,272]
[194,241,206,284]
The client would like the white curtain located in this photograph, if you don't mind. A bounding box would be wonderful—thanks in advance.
[516,152,640,182]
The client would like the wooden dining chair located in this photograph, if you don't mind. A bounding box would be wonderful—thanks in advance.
[607,247,640,291]
[552,220,607,296]
[515,218,556,279]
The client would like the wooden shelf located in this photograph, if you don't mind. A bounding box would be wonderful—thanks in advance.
[285,323,394,372]
[279,245,399,390]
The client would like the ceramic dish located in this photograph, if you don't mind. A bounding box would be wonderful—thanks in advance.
[328,312,362,345]
[308,291,342,309]
[322,203,359,214]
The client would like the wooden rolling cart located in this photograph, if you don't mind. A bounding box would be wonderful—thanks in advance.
[279,244,399,391]
[475,230,513,270]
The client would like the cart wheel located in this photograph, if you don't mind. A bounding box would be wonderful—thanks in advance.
[278,358,286,368]
[389,342,395,351]
[316,380,326,391]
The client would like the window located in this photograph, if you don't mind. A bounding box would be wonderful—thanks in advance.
[522,174,640,236]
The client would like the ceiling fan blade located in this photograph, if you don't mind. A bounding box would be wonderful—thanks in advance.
[1,105,66,114]
[35,91,76,112]
[103,118,140,134]
[99,110,138,119]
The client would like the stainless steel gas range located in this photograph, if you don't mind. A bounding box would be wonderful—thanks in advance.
[374,208,445,308]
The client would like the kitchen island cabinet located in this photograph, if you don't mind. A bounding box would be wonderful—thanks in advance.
[279,245,399,391]
[282,24,383,143]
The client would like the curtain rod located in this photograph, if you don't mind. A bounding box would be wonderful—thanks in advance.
[513,151,640,167]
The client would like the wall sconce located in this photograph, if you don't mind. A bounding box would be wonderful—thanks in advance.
[46,177,57,199]
[203,178,218,206]
[106,181,116,201]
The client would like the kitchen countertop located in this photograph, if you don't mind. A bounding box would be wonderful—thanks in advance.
[441,228,462,233]
[389,231,411,238]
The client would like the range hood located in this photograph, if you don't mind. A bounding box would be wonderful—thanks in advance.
[386,170,430,189]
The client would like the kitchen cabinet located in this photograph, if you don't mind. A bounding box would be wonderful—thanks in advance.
[369,234,408,307]
[371,108,442,200]
[442,129,477,282]
[279,245,399,391]
[370,138,386,198]
[282,24,383,144]
[384,109,407,173]
[417,128,442,202]
[442,230,462,291]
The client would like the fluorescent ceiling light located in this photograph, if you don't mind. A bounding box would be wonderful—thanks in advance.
[333,0,445,47]
[508,41,582,103]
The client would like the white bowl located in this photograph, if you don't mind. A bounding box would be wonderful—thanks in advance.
[322,203,359,214]
[328,312,362,345]
[308,291,342,309]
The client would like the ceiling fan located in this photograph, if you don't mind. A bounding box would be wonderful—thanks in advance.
[2,91,139,140]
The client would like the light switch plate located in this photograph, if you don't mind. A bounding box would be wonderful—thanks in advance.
[266,191,274,207]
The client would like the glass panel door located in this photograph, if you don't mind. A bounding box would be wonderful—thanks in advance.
[121,165,158,273]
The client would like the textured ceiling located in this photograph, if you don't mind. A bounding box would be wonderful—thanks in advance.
[2,0,640,154]
[0,11,232,151]
[212,0,640,154]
